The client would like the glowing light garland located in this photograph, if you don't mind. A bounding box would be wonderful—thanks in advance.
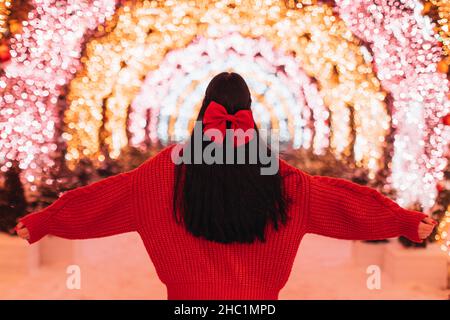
[436,207,450,255]
[130,32,329,153]
[0,0,447,218]
[66,1,388,176]
[0,0,116,188]
[0,0,12,39]
[425,0,450,57]
[336,0,450,210]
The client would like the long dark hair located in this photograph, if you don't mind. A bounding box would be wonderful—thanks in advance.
[173,72,287,244]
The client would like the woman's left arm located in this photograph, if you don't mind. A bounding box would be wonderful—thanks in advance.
[16,170,137,244]
[305,174,436,243]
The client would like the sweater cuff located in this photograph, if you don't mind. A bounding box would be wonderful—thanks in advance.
[396,209,428,243]
[19,210,52,244]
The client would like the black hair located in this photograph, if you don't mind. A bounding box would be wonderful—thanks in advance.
[173,72,287,244]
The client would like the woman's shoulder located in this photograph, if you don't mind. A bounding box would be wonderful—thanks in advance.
[278,158,310,189]
[149,144,178,162]
[279,158,307,178]
[133,144,178,174]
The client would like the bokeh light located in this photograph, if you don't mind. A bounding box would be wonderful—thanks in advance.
[0,0,449,253]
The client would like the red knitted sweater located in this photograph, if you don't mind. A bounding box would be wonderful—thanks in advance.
[20,145,426,300]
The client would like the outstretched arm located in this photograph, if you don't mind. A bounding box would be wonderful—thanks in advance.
[305,174,435,243]
[16,170,136,244]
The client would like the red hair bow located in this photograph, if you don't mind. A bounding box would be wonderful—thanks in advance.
[202,101,255,146]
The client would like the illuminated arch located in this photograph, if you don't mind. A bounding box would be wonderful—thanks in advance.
[130,33,329,152]
[335,0,450,208]
[65,1,388,176]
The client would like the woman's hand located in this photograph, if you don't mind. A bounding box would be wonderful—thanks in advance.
[418,217,437,240]
[15,222,30,241]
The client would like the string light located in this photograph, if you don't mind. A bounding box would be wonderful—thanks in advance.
[66,1,388,176]
[0,0,116,188]
[130,32,329,153]
[435,206,450,255]
[0,0,12,39]
[0,0,447,214]
[336,0,450,210]
[424,0,450,57]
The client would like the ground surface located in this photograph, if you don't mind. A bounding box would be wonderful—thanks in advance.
[0,233,448,299]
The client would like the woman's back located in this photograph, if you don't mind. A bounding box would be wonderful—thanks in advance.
[136,145,306,299]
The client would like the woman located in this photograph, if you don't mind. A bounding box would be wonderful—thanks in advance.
[16,72,436,300]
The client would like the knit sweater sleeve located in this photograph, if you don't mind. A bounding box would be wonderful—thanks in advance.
[19,170,136,244]
[305,174,427,243]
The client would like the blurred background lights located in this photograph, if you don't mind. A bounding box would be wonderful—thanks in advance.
[0,0,449,253]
